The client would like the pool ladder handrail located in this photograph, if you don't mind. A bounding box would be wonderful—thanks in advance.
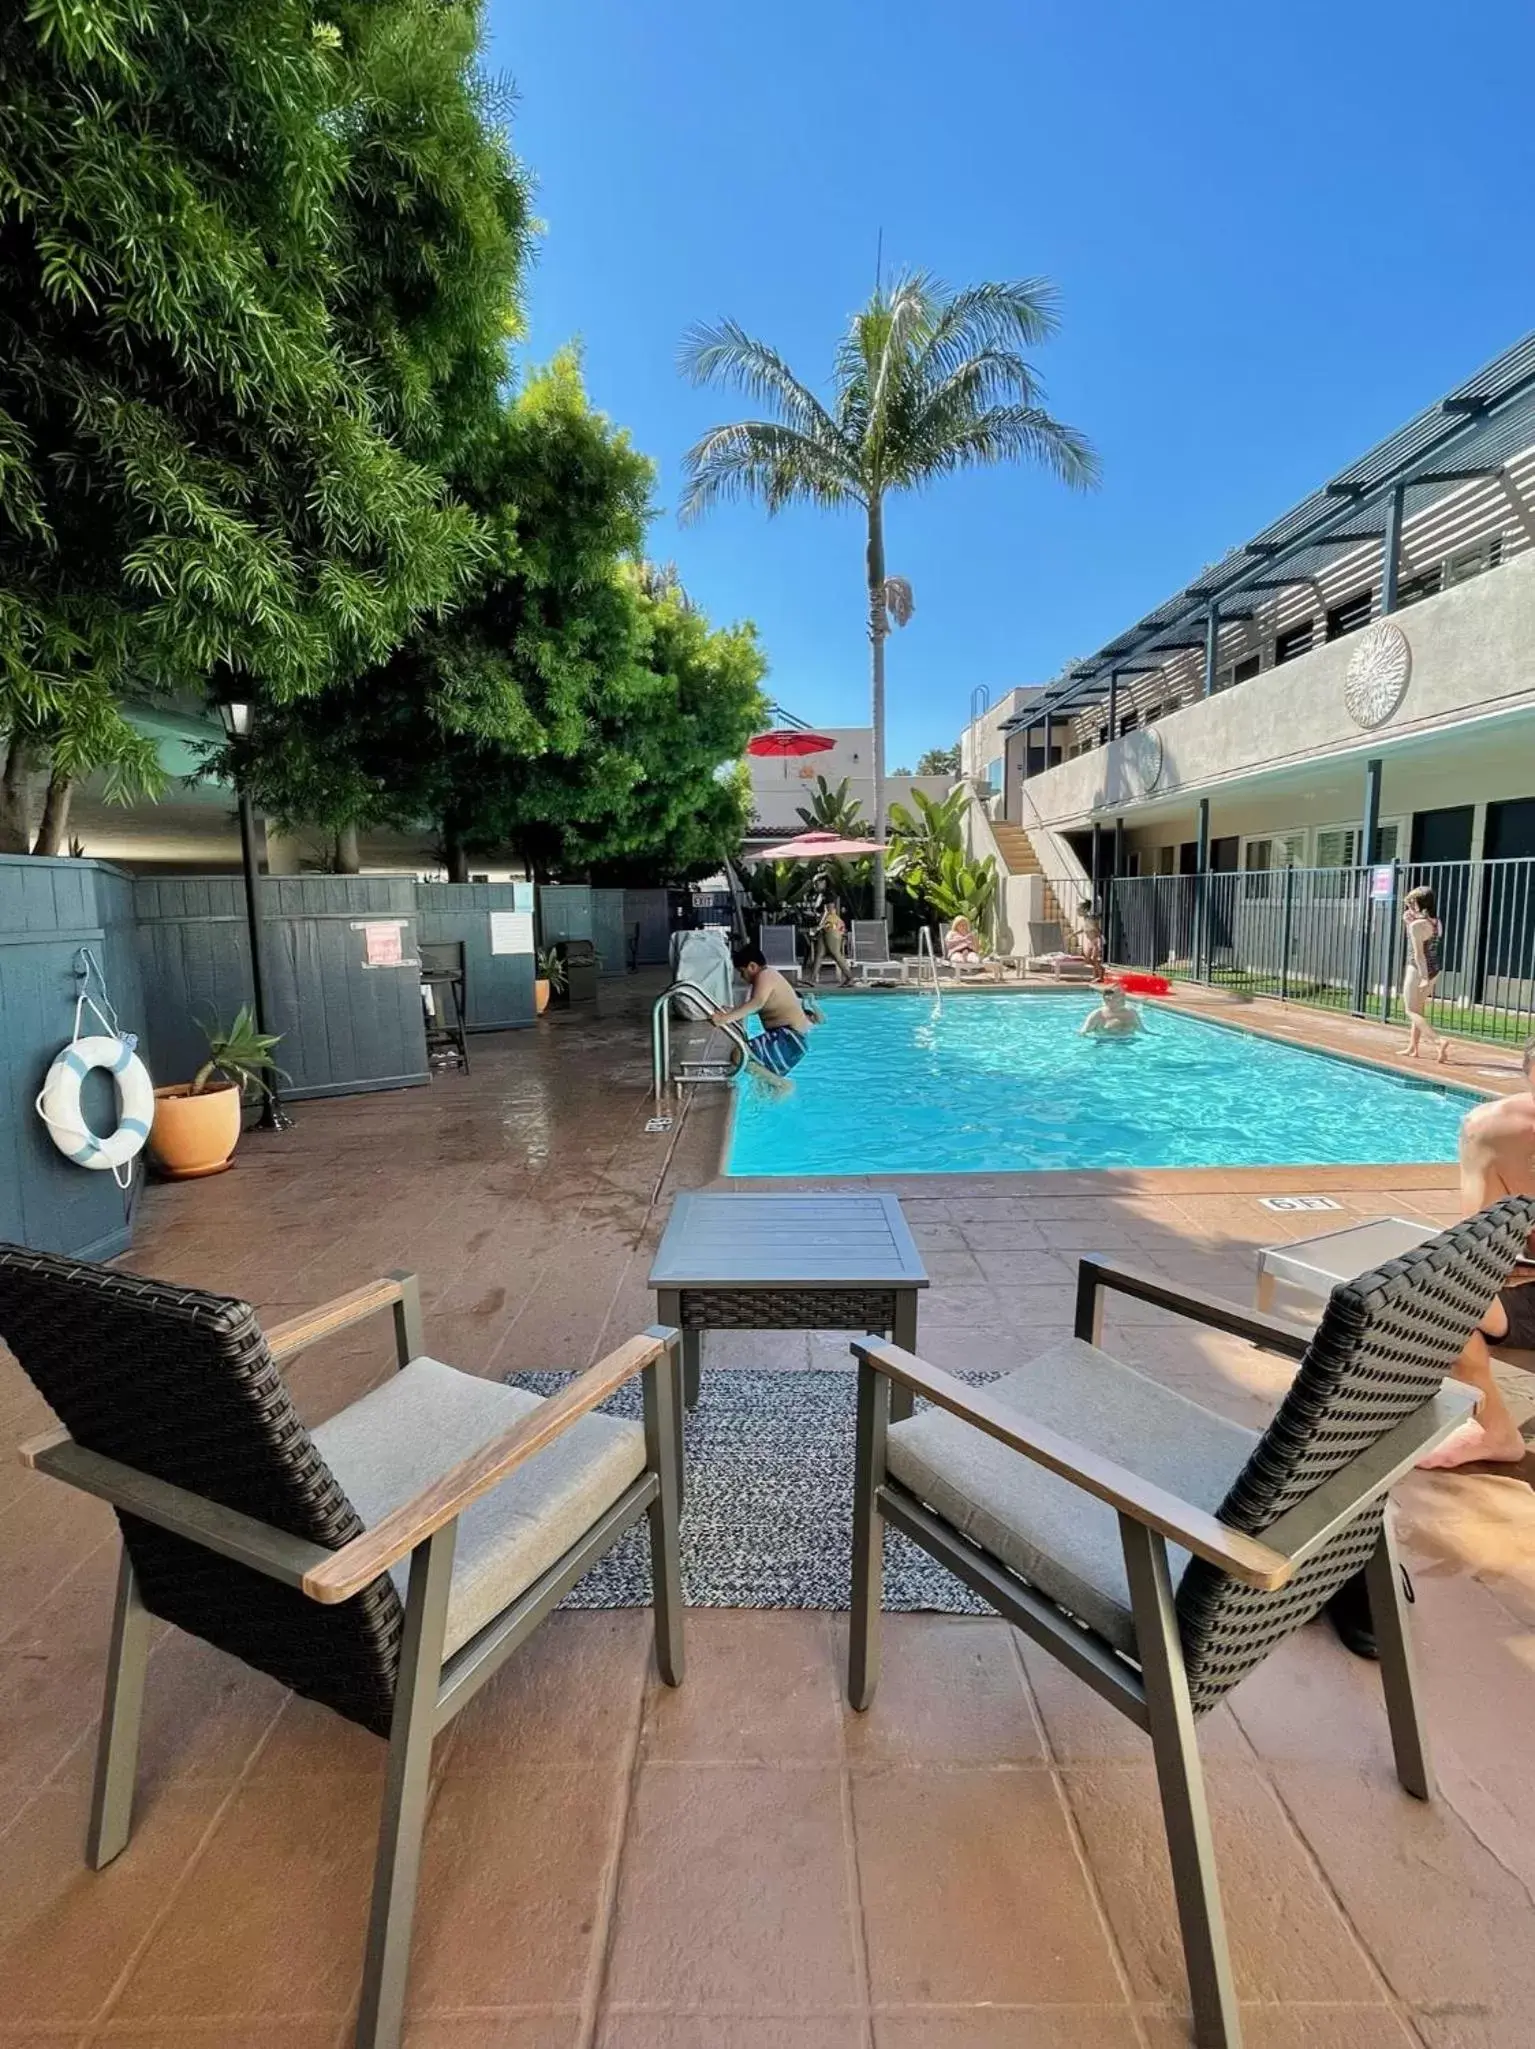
[915,926,943,1011]
[652,981,754,1103]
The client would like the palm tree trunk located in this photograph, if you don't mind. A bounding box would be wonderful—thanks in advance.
[865,494,888,920]
[31,765,73,856]
[0,734,34,853]
[334,821,360,874]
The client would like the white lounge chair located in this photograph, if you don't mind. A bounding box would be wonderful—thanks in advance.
[1026,920,1098,980]
[849,919,903,981]
[758,923,803,980]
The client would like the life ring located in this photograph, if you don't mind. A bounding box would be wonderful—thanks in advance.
[37,1035,155,1172]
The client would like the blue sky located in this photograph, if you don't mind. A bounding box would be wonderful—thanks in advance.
[488,0,1535,769]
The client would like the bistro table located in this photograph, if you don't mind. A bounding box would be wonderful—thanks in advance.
[649,1192,929,1421]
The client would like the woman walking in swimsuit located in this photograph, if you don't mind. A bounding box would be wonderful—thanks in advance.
[1402,884,1450,1063]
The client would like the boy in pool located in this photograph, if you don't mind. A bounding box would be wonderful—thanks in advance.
[714,942,821,1082]
[1079,984,1143,1038]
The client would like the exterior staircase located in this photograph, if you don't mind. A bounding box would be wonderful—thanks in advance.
[990,819,1066,926]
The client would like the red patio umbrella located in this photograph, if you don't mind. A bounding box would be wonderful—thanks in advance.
[750,829,883,861]
[746,729,836,758]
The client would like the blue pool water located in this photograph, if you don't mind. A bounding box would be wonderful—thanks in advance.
[727,993,1473,1176]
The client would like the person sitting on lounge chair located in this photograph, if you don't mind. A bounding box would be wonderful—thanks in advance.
[1080,984,1143,1038]
[945,917,986,970]
[1078,900,1106,980]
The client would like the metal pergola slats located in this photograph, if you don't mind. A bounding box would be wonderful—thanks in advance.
[1004,331,1535,733]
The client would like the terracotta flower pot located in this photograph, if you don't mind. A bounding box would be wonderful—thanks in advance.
[149,1081,244,1179]
[535,978,551,1015]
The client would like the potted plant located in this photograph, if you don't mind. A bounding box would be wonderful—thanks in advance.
[148,1006,285,1179]
[535,948,566,1015]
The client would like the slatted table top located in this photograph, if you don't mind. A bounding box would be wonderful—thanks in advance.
[649,1193,929,1291]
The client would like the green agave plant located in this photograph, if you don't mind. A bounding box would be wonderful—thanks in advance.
[192,1006,287,1099]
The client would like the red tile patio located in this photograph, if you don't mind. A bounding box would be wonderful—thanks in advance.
[3,973,1534,2046]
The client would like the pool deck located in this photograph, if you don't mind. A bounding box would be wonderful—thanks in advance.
[3,970,1535,2046]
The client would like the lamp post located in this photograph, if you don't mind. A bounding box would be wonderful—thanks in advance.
[211,686,292,1133]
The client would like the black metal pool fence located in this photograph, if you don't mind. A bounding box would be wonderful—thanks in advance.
[1108,856,1535,1047]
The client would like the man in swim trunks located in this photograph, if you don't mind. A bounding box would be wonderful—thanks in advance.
[714,943,819,1078]
[1417,1037,1535,1469]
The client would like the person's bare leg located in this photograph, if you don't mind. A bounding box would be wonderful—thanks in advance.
[1419,1307,1526,1468]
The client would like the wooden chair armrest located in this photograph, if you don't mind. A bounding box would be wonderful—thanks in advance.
[267,1271,420,1366]
[852,1337,1293,1591]
[301,1327,678,1604]
[1075,1257,1314,1360]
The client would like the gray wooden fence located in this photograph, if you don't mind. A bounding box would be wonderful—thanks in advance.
[415,881,537,1029]
[0,857,147,1260]
[133,874,430,1097]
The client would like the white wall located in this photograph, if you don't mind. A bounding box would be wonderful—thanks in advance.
[746,725,947,832]
[1021,550,1535,833]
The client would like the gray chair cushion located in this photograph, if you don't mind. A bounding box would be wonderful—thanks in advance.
[885,1337,1258,1656]
[313,1358,646,1658]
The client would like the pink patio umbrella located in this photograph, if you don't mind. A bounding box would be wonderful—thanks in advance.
[749,829,884,861]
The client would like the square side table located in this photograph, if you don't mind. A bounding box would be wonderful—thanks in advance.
[648,1192,929,1417]
[1255,1215,1437,1314]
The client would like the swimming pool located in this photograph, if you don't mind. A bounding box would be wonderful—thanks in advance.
[726,992,1474,1177]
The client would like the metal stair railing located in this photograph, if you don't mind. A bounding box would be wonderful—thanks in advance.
[652,981,754,1104]
[914,926,943,1011]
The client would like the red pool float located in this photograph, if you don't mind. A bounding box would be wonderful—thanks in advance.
[1115,971,1171,996]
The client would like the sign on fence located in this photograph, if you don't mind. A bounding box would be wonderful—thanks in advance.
[1369,865,1395,901]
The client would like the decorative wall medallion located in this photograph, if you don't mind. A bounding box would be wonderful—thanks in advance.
[1122,723,1164,796]
[1343,622,1412,728]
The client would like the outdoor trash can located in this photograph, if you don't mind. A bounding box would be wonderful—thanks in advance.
[556,938,598,1004]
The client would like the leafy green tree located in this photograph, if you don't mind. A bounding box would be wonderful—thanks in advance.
[239,358,766,881]
[917,743,960,776]
[920,844,999,940]
[680,272,1096,913]
[0,0,525,850]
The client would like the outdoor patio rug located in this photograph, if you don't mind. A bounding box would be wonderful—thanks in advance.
[506,1367,990,1612]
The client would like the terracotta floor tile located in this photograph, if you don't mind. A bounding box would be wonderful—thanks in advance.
[837,1617,1043,1766]
[605,1765,859,2012]
[53,1628,286,1804]
[851,1767,1117,2006]
[0,1486,114,1647]
[1061,1762,1379,2005]
[1261,1760,1535,2022]
[245,1689,388,1783]
[0,1784,222,2028]
[96,2027,343,2047]
[1014,1635,1247,1766]
[400,2022,580,2049]
[874,2015,1138,2048]
[406,1767,623,2012]
[640,1613,840,1764]
[110,1777,380,2021]
[0,1551,120,1834]
[446,1611,650,1771]
[1138,2009,1414,2048]
[598,2022,865,2049]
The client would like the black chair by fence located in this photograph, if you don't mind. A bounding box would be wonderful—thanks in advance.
[0,1248,685,2049]
[845,1197,1535,2049]
[418,939,469,1074]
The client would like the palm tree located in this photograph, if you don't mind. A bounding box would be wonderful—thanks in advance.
[679,271,1096,914]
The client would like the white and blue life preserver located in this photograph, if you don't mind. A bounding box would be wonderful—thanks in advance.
[37,1034,155,1173]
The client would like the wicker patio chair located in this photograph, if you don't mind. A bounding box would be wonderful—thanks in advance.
[0,1248,685,2049]
[844,1197,1535,2049]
